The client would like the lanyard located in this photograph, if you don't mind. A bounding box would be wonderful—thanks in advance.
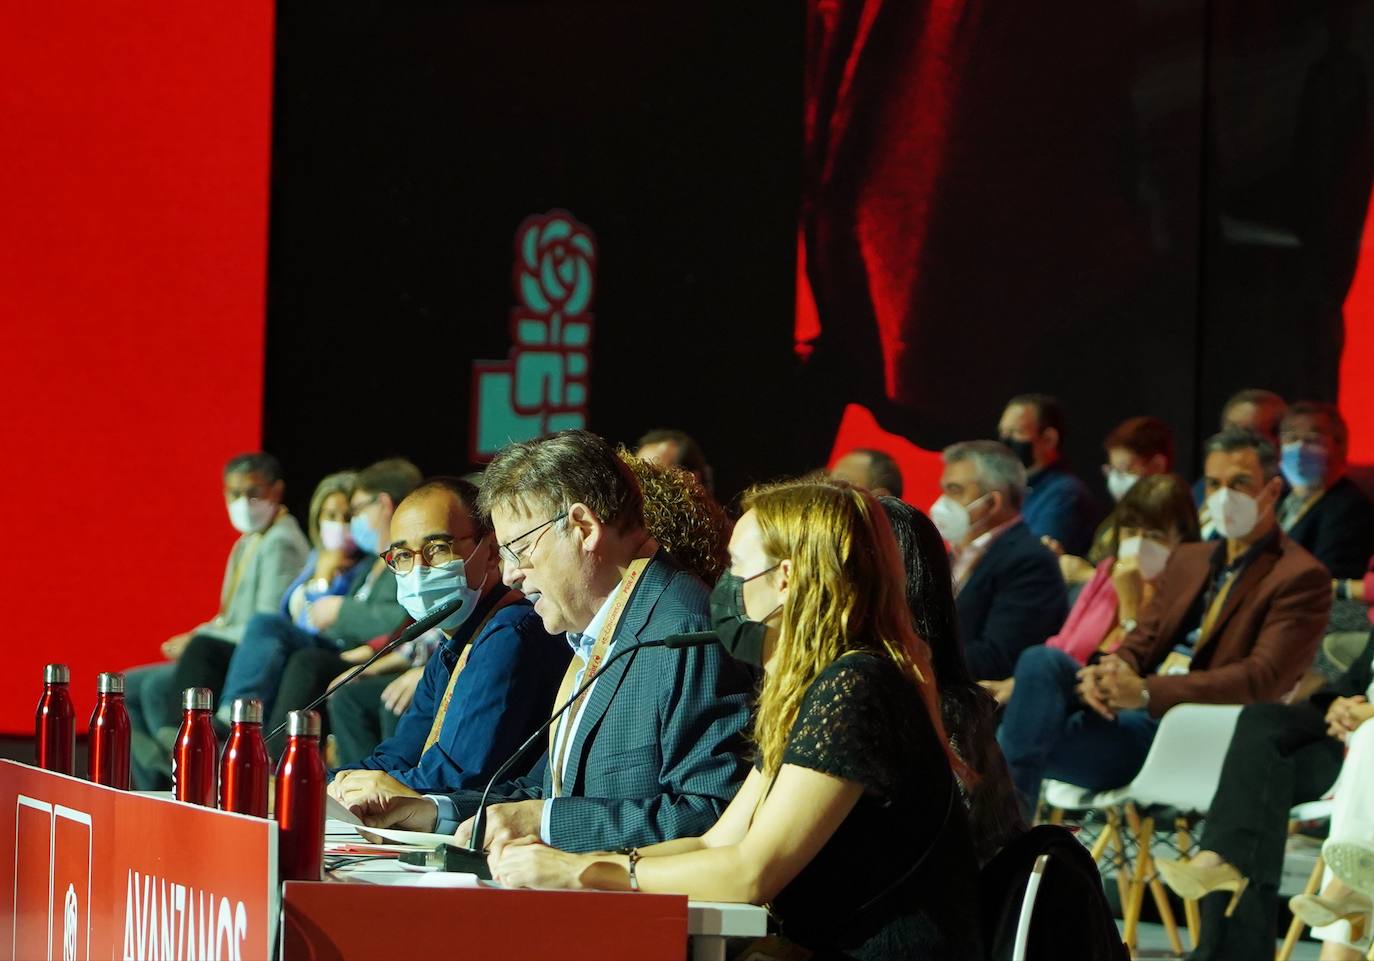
[421,590,520,753]
[549,557,650,797]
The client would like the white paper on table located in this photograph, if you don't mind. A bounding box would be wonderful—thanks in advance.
[351,825,470,849]
[326,793,363,825]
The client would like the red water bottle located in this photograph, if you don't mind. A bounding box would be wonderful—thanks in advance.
[88,672,131,788]
[220,698,270,817]
[35,664,75,774]
[275,710,326,881]
[172,687,218,806]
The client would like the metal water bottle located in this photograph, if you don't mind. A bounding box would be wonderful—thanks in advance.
[275,710,326,881]
[35,664,75,774]
[220,698,270,817]
[87,672,131,788]
[172,687,218,806]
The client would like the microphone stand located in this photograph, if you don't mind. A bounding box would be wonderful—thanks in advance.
[443,631,716,878]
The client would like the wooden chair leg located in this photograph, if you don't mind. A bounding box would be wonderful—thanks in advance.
[1276,855,1325,961]
[1090,808,1117,862]
[1123,806,1154,953]
[1148,876,1184,957]
[1101,809,1132,920]
[1177,817,1201,950]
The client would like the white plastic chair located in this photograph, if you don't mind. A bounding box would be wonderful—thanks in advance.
[1043,703,1244,955]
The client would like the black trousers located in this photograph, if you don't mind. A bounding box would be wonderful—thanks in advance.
[327,673,404,769]
[266,647,346,758]
[173,634,236,713]
[1190,701,1344,961]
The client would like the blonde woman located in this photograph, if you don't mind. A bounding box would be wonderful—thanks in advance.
[489,480,982,960]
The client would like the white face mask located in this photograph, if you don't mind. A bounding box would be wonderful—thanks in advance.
[318,519,354,553]
[929,493,988,545]
[1106,468,1141,503]
[1207,487,1260,540]
[1117,535,1172,581]
[228,496,275,534]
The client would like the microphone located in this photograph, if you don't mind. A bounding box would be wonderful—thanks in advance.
[444,631,716,877]
[264,593,472,744]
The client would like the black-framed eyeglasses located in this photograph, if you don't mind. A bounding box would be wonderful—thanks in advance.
[497,513,567,569]
[382,533,483,575]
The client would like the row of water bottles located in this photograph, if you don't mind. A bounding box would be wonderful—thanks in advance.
[34,663,325,880]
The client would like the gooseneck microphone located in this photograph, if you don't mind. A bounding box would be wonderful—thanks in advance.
[444,631,717,878]
[264,593,471,745]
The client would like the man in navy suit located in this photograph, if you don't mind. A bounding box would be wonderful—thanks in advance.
[932,440,1068,681]
[355,431,753,854]
[327,477,570,800]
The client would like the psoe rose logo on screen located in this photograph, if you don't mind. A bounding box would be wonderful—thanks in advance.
[120,870,250,961]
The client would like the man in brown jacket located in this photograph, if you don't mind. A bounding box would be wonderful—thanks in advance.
[997,428,1331,815]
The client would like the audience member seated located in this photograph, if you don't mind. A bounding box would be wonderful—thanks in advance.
[126,452,309,788]
[487,480,985,961]
[930,440,1067,680]
[997,428,1331,817]
[635,427,715,495]
[998,393,1099,556]
[213,458,419,725]
[354,430,753,853]
[1154,632,1373,961]
[326,477,568,802]
[170,470,360,723]
[1276,401,1374,580]
[1194,388,1287,515]
[1054,415,1176,582]
[829,447,904,499]
[983,474,1199,706]
[880,496,1026,865]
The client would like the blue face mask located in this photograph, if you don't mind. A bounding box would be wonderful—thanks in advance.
[394,547,485,632]
[350,513,380,555]
[1280,441,1328,490]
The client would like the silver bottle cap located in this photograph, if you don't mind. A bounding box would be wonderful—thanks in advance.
[182,687,213,711]
[231,698,264,725]
[286,710,321,738]
[44,664,70,684]
[97,672,124,694]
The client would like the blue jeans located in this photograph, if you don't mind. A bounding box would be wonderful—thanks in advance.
[997,645,1160,817]
[220,613,337,719]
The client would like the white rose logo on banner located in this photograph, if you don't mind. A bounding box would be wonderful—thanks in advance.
[471,210,598,460]
[64,883,78,961]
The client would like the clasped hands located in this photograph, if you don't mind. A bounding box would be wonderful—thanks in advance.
[1076,654,1149,720]
[1325,695,1373,742]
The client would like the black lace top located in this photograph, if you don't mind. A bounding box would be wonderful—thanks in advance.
[764,652,983,961]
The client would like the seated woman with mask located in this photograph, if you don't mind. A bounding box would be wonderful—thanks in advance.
[982,474,1199,706]
[487,479,983,960]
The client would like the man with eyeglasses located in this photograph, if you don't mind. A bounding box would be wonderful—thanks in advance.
[353,430,753,855]
[213,458,421,727]
[328,477,568,805]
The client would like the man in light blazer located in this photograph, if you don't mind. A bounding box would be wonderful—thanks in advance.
[998,428,1331,815]
[125,451,309,787]
[355,430,753,853]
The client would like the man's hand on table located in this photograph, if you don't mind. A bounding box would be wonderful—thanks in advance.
[329,770,419,813]
[455,800,547,861]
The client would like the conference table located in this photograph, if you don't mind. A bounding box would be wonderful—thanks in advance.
[0,760,767,960]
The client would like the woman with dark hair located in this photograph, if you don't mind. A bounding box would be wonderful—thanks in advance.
[983,474,1200,708]
[880,496,1026,864]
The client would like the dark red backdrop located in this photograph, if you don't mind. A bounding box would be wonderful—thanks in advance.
[0,1,275,732]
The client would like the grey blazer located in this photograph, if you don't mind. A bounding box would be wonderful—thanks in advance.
[196,512,310,644]
[441,550,754,851]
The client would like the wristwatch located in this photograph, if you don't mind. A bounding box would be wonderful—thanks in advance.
[1139,680,1150,708]
[620,848,642,892]
[1119,617,1139,635]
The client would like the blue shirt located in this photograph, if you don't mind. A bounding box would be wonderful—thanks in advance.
[340,590,569,793]
[1022,460,1099,557]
